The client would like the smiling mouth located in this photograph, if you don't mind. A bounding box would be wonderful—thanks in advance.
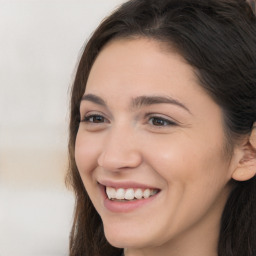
[106,187,159,201]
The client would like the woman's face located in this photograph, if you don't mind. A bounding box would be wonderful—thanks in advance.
[75,38,238,253]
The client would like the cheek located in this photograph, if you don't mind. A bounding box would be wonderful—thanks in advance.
[143,134,231,229]
[142,134,195,180]
[143,132,228,188]
[75,130,101,180]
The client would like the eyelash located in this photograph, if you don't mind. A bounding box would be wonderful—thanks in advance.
[81,113,177,128]
[147,115,177,127]
[81,114,108,124]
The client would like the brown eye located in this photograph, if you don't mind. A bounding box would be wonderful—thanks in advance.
[149,117,176,126]
[83,115,106,123]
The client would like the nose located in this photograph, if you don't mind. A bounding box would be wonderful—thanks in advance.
[97,126,142,171]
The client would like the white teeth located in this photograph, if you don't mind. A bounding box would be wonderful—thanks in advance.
[106,187,116,199]
[106,187,158,200]
[116,188,125,200]
[143,189,150,199]
[134,189,143,199]
[124,188,134,200]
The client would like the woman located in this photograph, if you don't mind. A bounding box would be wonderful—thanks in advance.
[66,0,256,255]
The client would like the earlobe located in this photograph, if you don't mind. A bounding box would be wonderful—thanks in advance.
[232,166,256,181]
[232,123,256,182]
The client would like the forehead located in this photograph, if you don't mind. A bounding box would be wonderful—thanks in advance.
[89,37,190,76]
[85,38,206,105]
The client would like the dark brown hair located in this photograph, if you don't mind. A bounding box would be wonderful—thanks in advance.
[67,0,256,255]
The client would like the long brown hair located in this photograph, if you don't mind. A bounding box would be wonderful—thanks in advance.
[66,0,256,255]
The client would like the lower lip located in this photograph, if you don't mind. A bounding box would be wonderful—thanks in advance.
[100,186,159,213]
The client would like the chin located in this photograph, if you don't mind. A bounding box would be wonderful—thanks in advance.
[104,225,149,249]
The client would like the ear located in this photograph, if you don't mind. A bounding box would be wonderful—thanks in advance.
[232,124,256,181]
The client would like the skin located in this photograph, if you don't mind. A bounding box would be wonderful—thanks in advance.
[75,38,243,256]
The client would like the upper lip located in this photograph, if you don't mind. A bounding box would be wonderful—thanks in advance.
[98,179,160,190]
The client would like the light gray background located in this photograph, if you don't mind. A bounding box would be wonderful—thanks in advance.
[0,1,125,255]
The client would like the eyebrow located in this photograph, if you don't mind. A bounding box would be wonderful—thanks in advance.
[132,95,191,113]
[81,94,107,107]
[81,93,191,114]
